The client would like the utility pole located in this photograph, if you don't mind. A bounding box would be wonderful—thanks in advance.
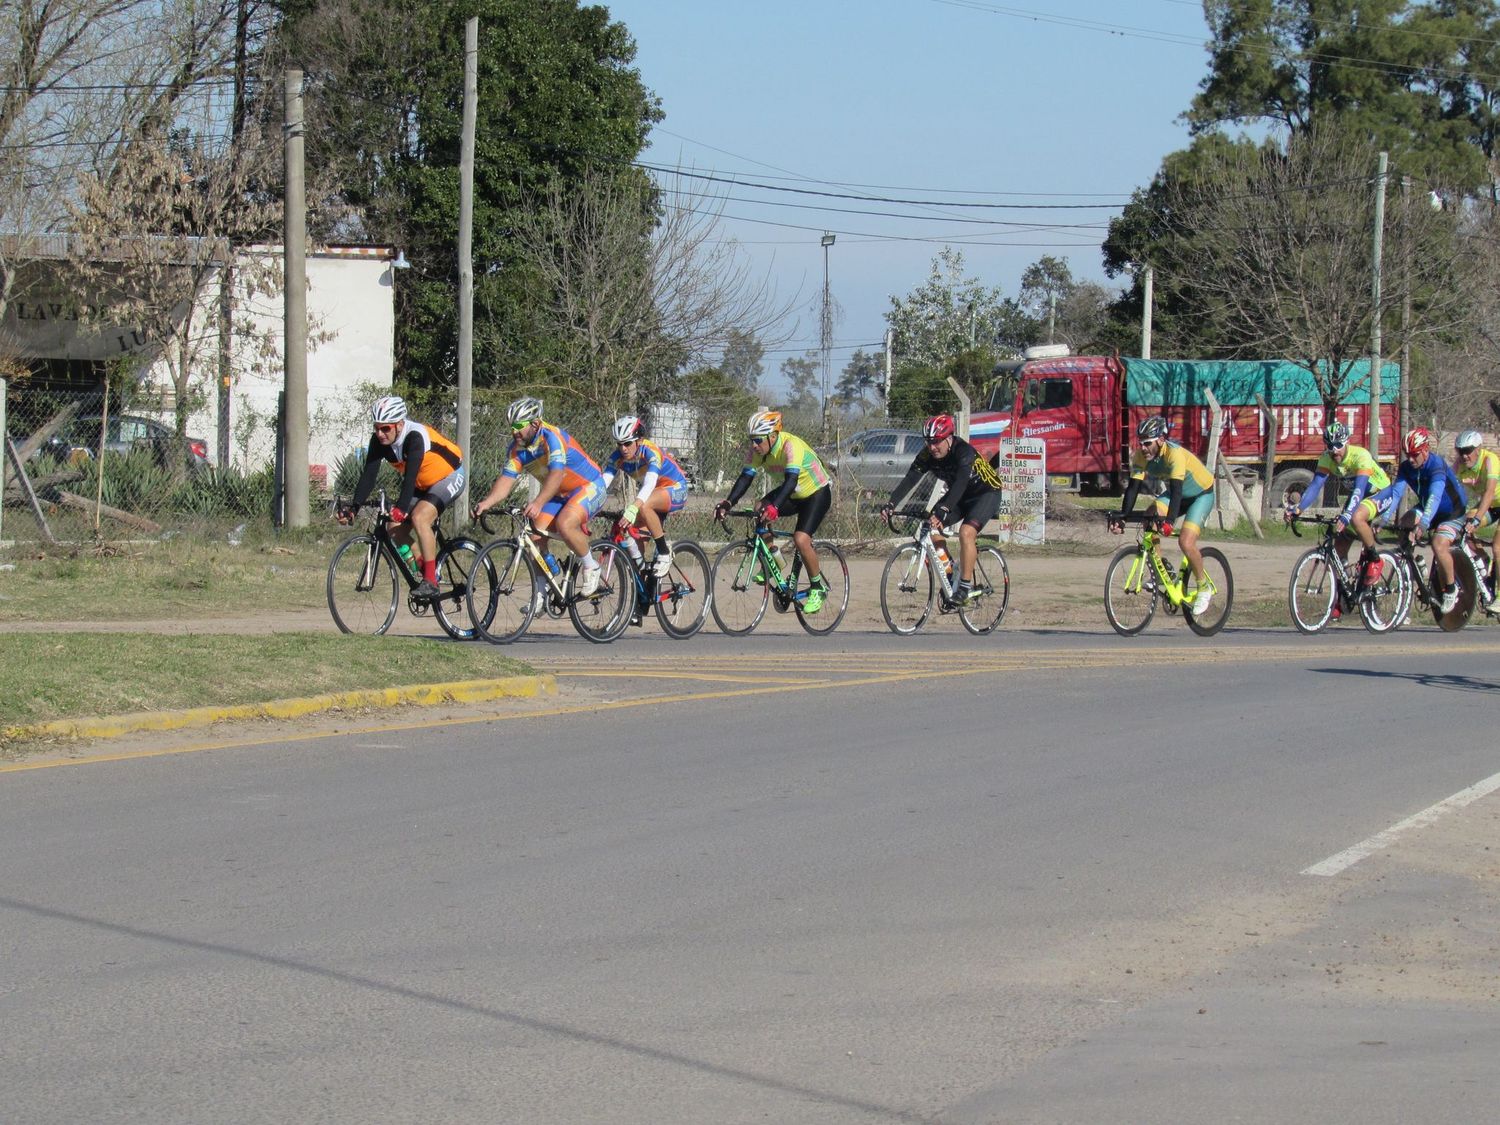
[1400,174,1412,440]
[883,327,894,417]
[1368,151,1387,461]
[1046,290,1056,344]
[283,68,309,527]
[820,232,835,441]
[1140,266,1154,359]
[456,16,477,527]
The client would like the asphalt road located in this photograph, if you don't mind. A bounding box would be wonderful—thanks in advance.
[2,628,1498,1123]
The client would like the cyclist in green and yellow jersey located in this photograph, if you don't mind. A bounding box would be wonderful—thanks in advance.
[714,410,834,613]
[1282,421,1398,596]
[1455,428,1499,611]
[1108,415,1218,615]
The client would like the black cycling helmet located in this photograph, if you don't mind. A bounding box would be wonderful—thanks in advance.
[1323,420,1351,450]
[1137,415,1169,441]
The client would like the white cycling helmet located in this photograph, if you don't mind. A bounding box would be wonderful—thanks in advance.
[371,395,407,425]
[1455,430,1483,453]
[506,396,543,427]
[612,415,645,443]
[746,409,782,437]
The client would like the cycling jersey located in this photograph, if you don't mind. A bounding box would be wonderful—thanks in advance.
[602,439,688,496]
[1458,447,1499,521]
[741,431,830,503]
[1371,453,1467,528]
[352,420,463,513]
[888,435,1001,519]
[1295,443,1391,520]
[1130,441,1215,496]
[503,422,604,494]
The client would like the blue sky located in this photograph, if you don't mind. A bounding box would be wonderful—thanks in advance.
[602,0,1215,382]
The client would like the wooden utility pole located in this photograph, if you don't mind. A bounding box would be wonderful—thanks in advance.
[1368,151,1387,461]
[456,17,477,527]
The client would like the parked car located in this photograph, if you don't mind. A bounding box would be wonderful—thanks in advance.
[828,428,924,494]
[43,414,210,472]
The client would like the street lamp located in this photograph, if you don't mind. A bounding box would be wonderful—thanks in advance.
[820,233,835,436]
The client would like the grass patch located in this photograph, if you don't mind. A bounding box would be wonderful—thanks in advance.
[0,633,532,731]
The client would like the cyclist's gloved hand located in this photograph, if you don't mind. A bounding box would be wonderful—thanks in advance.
[389,506,408,524]
[622,502,639,524]
[335,502,355,525]
[1333,515,1348,534]
[759,503,779,522]
[1158,520,1174,537]
[1107,513,1125,534]
[931,505,951,526]
[713,500,732,520]
[879,503,895,522]
[1282,504,1296,525]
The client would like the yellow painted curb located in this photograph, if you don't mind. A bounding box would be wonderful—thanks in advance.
[2,674,557,743]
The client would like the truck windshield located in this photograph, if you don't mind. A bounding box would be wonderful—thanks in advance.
[985,374,1016,412]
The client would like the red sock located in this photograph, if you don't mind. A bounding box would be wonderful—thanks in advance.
[422,557,437,584]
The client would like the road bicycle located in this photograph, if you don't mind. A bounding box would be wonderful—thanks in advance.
[1286,514,1409,634]
[595,509,713,639]
[326,492,486,640]
[464,507,632,644]
[1389,523,1482,632]
[1457,520,1500,622]
[710,508,850,636]
[878,508,1009,635]
[1102,512,1234,637]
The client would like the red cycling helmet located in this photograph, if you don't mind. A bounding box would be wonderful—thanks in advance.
[1403,427,1431,456]
[923,414,957,442]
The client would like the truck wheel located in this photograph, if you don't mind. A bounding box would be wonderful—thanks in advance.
[1270,467,1316,510]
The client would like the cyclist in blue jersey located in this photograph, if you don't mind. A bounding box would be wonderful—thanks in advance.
[1368,427,1468,613]
[601,414,690,577]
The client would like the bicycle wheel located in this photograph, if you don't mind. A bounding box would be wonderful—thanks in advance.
[959,546,1010,636]
[1360,548,1409,634]
[1431,552,1477,632]
[569,540,634,643]
[431,536,485,641]
[796,540,849,635]
[710,541,770,635]
[879,543,935,635]
[1103,545,1157,636]
[466,541,537,644]
[1287,547,1335,634]
[1184,546,1234,637]
[327,533,399,635]
[654,540,712,639]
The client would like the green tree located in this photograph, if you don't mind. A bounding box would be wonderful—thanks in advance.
[276,0,662,386]
[885,247,1007,369]
[720,328,765,393]
[834,347,884,412]
[779,354,820,420]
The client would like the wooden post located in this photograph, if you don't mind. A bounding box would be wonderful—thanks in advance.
[1203,388,1263,539]
[5,435,59,545]
[1255,393,1277,520]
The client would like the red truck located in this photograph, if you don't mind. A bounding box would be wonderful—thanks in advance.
[967,351,1402,506]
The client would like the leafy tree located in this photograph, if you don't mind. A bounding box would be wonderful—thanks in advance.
[834,347,884,412]
[720,328,765,393]
[276,0,663,386]
[885,247,1007,369]
[778,353,820,420]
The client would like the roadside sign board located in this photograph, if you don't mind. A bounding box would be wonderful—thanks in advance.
[997,438,1046,544]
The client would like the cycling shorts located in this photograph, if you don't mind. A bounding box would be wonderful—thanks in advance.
[536,479,606,528]
[653,481,688,514]
[1351,491,1400,526]
[775,485,831,535]
[943,488,1001,530]
[1431,515,1467,543]
[417,467,466,514]
[1153,489,1215,531]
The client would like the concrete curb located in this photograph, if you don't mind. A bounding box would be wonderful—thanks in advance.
[2,674,558,744]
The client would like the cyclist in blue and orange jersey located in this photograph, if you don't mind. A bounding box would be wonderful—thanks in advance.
[471,396,609,595]
[600,415,690,578]
[713,409,834,613]
[1369,427,1468,613]
[1282,420,1399,591]
[1108,414,1219,615]
[1454,429,1500,611]
[340,394,466,602]
[880,413,1004,605]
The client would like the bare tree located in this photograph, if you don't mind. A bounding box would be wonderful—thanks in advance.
[508,169,795,410]
[1158,121,1474,414]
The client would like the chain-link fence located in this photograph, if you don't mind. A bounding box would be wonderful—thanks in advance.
[2,377,964,546]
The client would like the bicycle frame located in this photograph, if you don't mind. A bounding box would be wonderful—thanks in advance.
[343,491,451,603]
[887,512,962,603]
[1119,525,1194,609]
[719,511,801,604]
[484,508,580,609]
[1289,517,1365,609]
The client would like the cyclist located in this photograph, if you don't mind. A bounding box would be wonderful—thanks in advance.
[1454,428,1499,611]
[600,414,690,578]
[471,396,608,596]
[713,409,834,613]
[1369,427,1468,614]
[879,413,1003,605]
[1282,420,1398,599]
[339,394,465,602]
[1108,414,1218,614]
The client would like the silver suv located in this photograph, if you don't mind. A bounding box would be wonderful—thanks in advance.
[829,428,924,493]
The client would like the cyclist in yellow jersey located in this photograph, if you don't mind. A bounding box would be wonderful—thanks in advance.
[1454,429,1499,610]
[1108,415,1218,614]
[713,410,834,612]
[1282,421,1398,603]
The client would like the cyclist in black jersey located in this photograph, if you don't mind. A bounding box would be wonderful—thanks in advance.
[880,413,1003,604]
